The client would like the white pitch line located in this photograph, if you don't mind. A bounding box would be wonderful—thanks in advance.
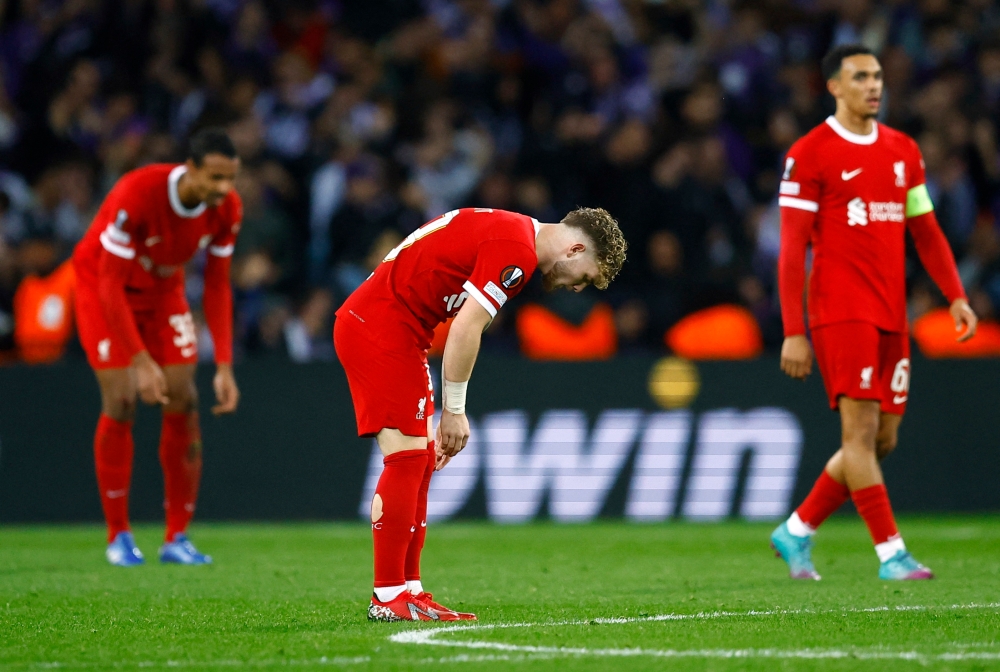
[389,602,1000,663]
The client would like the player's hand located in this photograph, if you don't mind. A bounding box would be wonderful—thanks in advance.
[951,298,978,342]
[780,335,813,380]
[212,363,240,415]
[132,351,169,405]
[435,410,470,471]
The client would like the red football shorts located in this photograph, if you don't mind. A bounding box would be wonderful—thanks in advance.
[334,308,434,438]
[811,321,910,415]
[76,285,198,370]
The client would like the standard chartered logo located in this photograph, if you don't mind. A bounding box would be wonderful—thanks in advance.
[848,197,868,226]
[360,407,803,523]
[848,198,905,227]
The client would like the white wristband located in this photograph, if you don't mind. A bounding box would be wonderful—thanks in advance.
[443,379,468,415]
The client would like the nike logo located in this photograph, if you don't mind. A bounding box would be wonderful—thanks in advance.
[407,603,439,621]
[145,236,162,246]
[842,168,863,181]
[893,394,908,404]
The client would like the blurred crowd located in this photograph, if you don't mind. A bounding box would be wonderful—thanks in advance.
[1,0,999,363]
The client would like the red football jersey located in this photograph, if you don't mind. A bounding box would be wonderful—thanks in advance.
[73,164,242,310]
[338,208,539,349]
[779,116,951,333]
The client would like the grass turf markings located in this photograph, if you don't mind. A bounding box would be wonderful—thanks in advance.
[390,602,1000,662]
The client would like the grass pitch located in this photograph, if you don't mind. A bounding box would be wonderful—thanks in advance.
[1,517,999,670]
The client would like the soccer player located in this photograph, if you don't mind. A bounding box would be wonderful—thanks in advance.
[771,45,977,580]
[72,128,243,566]
[334,207,627,621]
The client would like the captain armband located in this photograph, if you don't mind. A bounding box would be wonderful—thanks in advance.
[443,378,468,415]
[906,184,934,218]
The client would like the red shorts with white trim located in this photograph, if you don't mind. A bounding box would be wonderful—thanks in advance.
[334,308,434,438]
[75,285,198,369]
[811,321,910,415]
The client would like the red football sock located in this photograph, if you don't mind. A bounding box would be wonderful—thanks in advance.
[796,470,850,529]
[159,412,203,542]
[851,483,900,545]
[372,450,426,588]
[94,414,134,543]
[404,442,436,582]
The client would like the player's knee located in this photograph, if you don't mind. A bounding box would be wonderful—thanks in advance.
[876,431,898,461]
[165,384,197,414]
[102,394,137,421]
[842,414,880,452]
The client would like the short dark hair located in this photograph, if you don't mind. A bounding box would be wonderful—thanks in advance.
[187,127,237,166]
[821,44,875,81]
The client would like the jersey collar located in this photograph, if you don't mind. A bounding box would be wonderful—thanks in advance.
[825,115,878,145]
[532,218,541,241]
[168,165,208,218]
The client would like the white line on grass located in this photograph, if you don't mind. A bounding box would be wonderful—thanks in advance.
[390,602,1000,663]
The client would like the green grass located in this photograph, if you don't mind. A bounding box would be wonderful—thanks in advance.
[1,518,999,670]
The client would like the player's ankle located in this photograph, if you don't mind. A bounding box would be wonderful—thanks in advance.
[374,585,407,602]
[875,536,906,562]
[786,512,816,537]
[406,579,423,595]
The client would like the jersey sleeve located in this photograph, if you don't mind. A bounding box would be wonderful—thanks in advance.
[905,139,934,218]
[463,239,537,319]
[96,188,146,261]
[777,140,821,214]
[207,192,242,259]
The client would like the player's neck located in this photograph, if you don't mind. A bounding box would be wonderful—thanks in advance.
[534,223,559,274]
[833,108,876,136]
[176,173,204,209]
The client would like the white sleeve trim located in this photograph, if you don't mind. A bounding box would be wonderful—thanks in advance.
[778,196,819,212]
[462,280,498,318]
[100,231,136,259]
[208,243,235,257]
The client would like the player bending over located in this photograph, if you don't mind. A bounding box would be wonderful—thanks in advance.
[72,128,243,566]
[334,207,627,621]
[771,45,976,580]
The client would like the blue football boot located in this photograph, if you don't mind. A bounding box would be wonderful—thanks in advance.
[879,550,934,580]
[106,531,145,567]
[159,533,213,565]
[770,521,821,580]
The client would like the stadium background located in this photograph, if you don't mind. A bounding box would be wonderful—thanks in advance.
[0,0,999,522]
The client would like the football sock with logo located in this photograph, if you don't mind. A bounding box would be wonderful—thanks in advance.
[372,450,426,596]
[159,412,203,542]
[792,470,850,534]
[404,442,436,586]
[851,483,905,561]
[94,414,135,543]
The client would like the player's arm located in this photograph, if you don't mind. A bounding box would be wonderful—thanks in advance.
[905,182,977,342]
[436,298,492,470]
[777,157,819,380]
[203,204,241,415]
[96,211,168,404]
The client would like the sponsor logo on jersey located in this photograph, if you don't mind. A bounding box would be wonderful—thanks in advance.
[484,281,507,306]
[782,157,796,180]
[779,181,800,195]
[860,366,874,390]
[848,198,869,226]
[841,168,863,181]
[500,266,524,289]
[894,161,906,187]
[847,198,904,226]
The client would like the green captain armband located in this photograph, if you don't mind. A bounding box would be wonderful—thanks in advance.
[906,184,934,218]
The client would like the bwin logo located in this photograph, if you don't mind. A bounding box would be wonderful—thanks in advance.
[361,407,803,523]
[848,197,868,226]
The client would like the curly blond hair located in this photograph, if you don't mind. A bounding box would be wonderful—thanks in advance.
[561,207,627,290]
